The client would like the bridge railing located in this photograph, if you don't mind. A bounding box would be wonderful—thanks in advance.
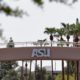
[0,41,80,48]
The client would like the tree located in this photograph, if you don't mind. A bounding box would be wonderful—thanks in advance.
[69,18,80,47]
[44,27,56,46]
[24,62,28,80]
[56,28,65,41]
[28,60,32,80]
[70,18,80,80]
[60,24,72,80]
[44,27,57,80]
[35,65,47,80]
[2,69,19,80]
[61,23,71,46]
[44,18,80,80]
[0,0,78,16]
[61,19,80,80]
[55,73,75,80]
[56,28,65,47]
[0,2,25,17]
[47,74,52,80]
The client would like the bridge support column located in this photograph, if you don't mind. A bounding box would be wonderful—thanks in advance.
[62,60,64,80]
[78,61,80,80]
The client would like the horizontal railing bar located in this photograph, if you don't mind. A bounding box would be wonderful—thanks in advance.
[0,41,80,46]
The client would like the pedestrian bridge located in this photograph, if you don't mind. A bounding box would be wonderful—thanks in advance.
[0,41,80,80]
[0,47,80,61]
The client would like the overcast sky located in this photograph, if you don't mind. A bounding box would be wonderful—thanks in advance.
[0,0,80,42]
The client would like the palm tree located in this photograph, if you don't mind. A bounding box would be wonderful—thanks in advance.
[63,18,80,80]
[25,62,28,80]
[56,28,65,47]
[61,23,71,80]
[69,18,80,46]
[44,27,56,46]
[44,27,56,80]
[61,23,71,46]
[29,60,32,80]
[61,21,80,80]
[35,60,37,80]
[65,23,78,80]
[56,27,65,80]
[41,60,42,80]
[21,61,24,80]
[72,18,80,80]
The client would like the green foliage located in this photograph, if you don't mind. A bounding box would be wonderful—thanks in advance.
[1,61,18,70]
[61,23,70,35]
[32,0,78,6]
[56,28,65,36]
[44,27,56,35]
[47,74,52,80]
[0,3,24,17]
[44,18,80,41]
[0,0,78,16]
[44,27,56,41]
[33,0,43,6]
[53,0,78,5]
[35,65,47,80]
[2,69,19,80]
[55,73,75,80]
[1,6,12,15]
[0,61,18,79]
[65,61,76,75]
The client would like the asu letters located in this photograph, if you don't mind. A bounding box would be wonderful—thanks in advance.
[32,48,50,57]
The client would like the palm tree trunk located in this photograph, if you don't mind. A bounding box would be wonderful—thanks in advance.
[21,60,24,80]
[25,61,28,80]
[74,61,77,80]
[73,35,79,80]
[51,41,53,47]
[76,61,79,80]
[29,60,32,80]
[67,39,69,47]
[41,60,42,80]
[67,61,69,80]
[51,40,54,80]
[62,60,64,80]
[51,60,53,80]
[66,37,70,80]
[35,60,37,80]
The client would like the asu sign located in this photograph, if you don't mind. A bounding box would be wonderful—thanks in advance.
[32,48,51,57]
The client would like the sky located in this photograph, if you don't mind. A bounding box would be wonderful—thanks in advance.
[0,0,80,43]
[0,0,80,70]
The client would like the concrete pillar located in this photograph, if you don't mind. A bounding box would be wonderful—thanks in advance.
[78,61,80,80]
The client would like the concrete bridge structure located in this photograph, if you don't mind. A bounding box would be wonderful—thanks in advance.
[0,41,80,80]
